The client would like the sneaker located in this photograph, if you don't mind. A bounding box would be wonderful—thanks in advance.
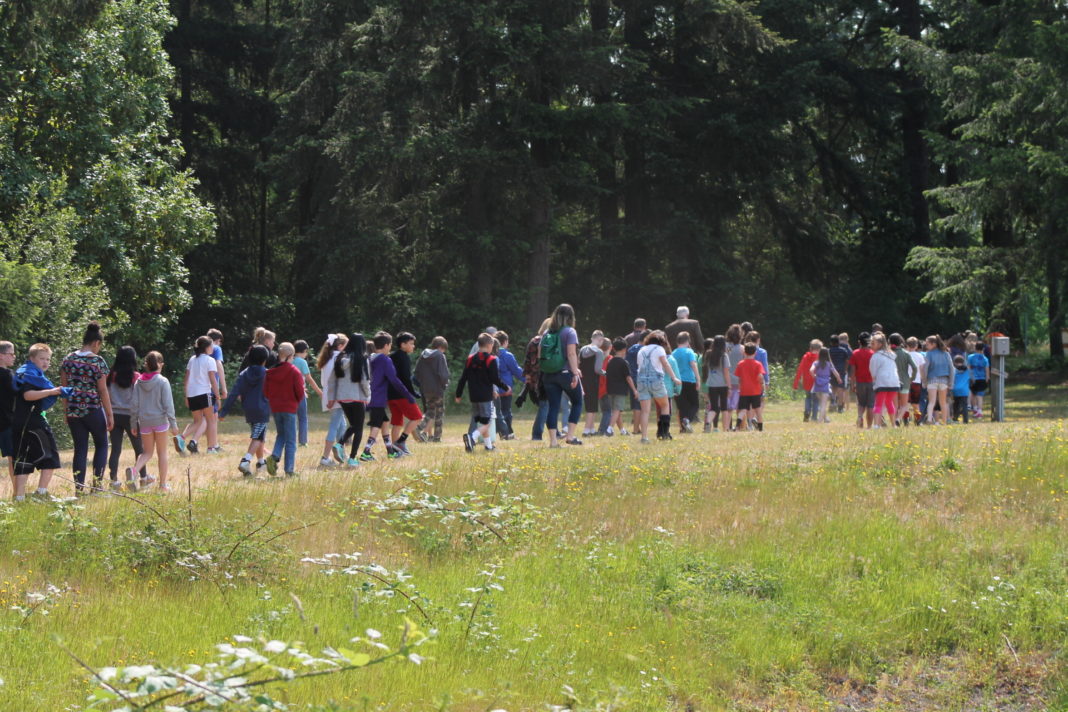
[206,446,223,455]
[640,437,651,444]
[565,438,584,446]
[756,422,764,432]
[429,436,441,443]
[238,459,253,476]
[387,448,402,460]
[396,441,412,456]
[359,451,376,462]
[256,460,267,472]
[125,478,138,493]
[139,474,156,489]
[463,433,473,453]
[285,471,298,477]
[332,442,346,463]
[504,433,516,440]
[703,422,712,433]
[319,457,335,468]
[109,480,123,493]
[681,418,692,433]
[414,428,429,443]
[619,428,629,436]
[603,430,613,438]
[173,434,187,455]
[187,439,199,454]
[159,484,171,493]
[265,455,278,477]
[484,444,495,451]
[346,457,361,467]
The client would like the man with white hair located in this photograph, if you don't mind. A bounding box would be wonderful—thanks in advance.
[664,306,704,351]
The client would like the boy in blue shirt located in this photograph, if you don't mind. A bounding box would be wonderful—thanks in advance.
[951,355,971,423]
[967,348,990,418]
[493,332,524,439]
[672,333,700,433]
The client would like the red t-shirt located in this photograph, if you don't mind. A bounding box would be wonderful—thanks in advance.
[734,358,767,397]
[848,348,874,383]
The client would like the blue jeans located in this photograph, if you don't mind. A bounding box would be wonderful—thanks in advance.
[495,394,514,436]
[327,408,347,443]
[532,392,571,439]
[543,372,582,434]
[803,391,817,419]
[598,395,614,433]
[297,398,309,445]
[271,412,298,473]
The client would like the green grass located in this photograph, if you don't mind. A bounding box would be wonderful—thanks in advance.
[0,382,1066,710]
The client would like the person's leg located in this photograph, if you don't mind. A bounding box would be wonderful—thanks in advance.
[565,379,583,441]
[281,413,297,473]
[271,413,286,462]
[205,401,219,449]
[127,417,147,477]
[939,389,949,424]
[533,398,548,440]
[975,390,983,416]
[13,473,28,499]
[654,396,672,438]
[430,394,445,440]
[543,375,564,446]
[108,414,126,481]
[68,415,90,490]
[599,397,613,433]
[496,399,510,437]
[86,408,109,486]
[342,403,365,460]
[154,431,169,488]
[559,392,571,436]
[639,398,652,441]
[926,387,938,423]
[298,397,309,446]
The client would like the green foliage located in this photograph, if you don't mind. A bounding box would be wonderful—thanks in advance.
[0,0,213,348]
[0,258,42,342]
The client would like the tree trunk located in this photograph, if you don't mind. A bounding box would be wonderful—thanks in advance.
[176,0,192,170]
[590,0,619,261]
[1048,237,1064,360]
[897,0,930,245]
[526,135,552,334]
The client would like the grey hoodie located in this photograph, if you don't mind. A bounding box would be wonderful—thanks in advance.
[414,348,450,396]
[133,373,178,432]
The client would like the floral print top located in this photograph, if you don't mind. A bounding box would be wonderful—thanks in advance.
[61,351,110,419]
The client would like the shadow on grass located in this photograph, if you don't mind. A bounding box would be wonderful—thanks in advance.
[1006,372,1068,420]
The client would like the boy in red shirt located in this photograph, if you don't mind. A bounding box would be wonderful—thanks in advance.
[792,339,821,422]
[263,342,306,476]
[847,332,875,429]
[734,343,767,431]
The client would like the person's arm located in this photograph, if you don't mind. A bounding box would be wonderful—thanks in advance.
[384,360,414,401]
[847,358,856,392]
[832,365,842,384]
[454,363,469,402]
[626,374,638,397]
[209,366,220,401]
[23,386,63,402]
[512,353,525,381]
[327,366,339,408]
[164,379,179,433]
[60,368,69,418]
[183,364,191,408]
[490,359,511,395]
[305,371,323,397]
[292,367,305,403]
[216,357,227,399]
[218,373,243,419]
[907,356,918,383]
[691,359,700,386]
[566,342,580,388]
[809,362,817,377]
[794,357,804,389]
[97,373,114,430]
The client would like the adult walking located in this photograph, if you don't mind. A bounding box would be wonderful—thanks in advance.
[538,304,583,447]
[624,319,647,347]
[61,321,114,495]
[663,306,705,351]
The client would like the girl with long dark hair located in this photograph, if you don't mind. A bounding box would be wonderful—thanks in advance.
[327,333,371,466]
[107,345,146,490]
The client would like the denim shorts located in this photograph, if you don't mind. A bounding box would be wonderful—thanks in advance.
[636,373,667,401]
[928,376,950,391]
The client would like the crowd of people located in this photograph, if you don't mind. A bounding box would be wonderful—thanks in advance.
[0,307,994,500]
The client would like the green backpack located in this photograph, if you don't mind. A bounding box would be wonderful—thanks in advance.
[539,330,566,374]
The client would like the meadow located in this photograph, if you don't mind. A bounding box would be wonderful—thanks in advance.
[0,382,1065,711]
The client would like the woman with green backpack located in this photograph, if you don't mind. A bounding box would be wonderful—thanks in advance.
[538,304,584,447]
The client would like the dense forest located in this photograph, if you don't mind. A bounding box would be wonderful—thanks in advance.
[1,0,1066,359]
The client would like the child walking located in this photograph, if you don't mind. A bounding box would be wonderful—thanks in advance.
[604,338,637,436]
[107,346,147,490]
[181,336,220,454]
[414,337,450,442]
[793,339,821,422]
[733,343,766,431]
[388,333,424,456]
[264,343,305,476]
[951,355,971,423]
[293,340,322,446]
[362,332,416,460]
[967,346,990,418]
[61,321,114,495]
[456,333,512,452]
[218,345,271,476]
[808,347,842,423]
[129,352,178,492]
[869,333,900,428]
[703,335,731,432]
[11,344,71,500]
[328,334,371,467]
[316,333,349,466]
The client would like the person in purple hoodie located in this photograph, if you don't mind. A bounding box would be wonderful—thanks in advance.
[361,332,416,461]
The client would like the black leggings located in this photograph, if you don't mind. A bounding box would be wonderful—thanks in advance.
[109,413,146,480]
[68,408,108,488]
[339,402,366,459]
[707,387,728,427]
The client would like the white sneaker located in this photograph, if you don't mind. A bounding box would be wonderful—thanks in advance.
[319,457,335,467]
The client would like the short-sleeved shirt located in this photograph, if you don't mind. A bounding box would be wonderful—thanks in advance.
[61,351,110,418]
[673,347,698,383]
[185,353,218,397]
[212,345,224,363]
[293,356,311,377]
[727,343,745,386]
[735,358,767,397]
[606,356,632,396]
[967,352,989,381]
[924,349,951,379]
[953,368,971,397]
[848,348,874,383]
[908,351,925,383]
[558,327,579,374]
